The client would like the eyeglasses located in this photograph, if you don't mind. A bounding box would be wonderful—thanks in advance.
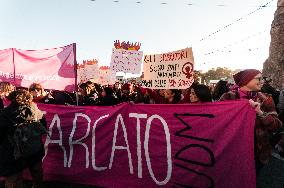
[254,77,263,81]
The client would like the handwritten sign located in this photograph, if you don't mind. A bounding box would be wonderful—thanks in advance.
[92,66,116,85]
[110,48,143,74]
[141,48,195,89]
[77,60,99,83]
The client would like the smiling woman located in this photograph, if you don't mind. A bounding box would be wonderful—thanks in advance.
[220,69,282,174]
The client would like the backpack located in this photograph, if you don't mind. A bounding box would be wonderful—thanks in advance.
[10,121,46,160]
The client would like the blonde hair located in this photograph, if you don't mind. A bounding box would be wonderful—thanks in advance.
[0,82,15,97]
[7,89,33,106]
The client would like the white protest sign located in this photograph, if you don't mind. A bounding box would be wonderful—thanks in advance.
[110,48,143,74]
[77,60,99,83]
[141,48,194,89]
[93,66,116,86]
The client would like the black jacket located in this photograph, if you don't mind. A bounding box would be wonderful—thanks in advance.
[0,103,46,176]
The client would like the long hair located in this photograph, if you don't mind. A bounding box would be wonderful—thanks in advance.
[192,84,212,102]
[7,89,33,106]
[212,80,229,101]
[0,82,14,96]
[171,89,182,104]
[6,90,39,122]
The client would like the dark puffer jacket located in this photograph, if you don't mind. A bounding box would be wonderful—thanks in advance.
[0,103,46,177]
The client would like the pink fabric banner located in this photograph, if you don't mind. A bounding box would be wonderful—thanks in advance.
[35,100,256,188]
[0,44,76,91]
[0,48,14,83]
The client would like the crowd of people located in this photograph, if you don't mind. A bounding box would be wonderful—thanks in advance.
[0,69,284,187]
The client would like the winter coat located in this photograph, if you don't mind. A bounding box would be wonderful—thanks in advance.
[220,90,282,164]
[0,102,46,177]
[98,96,118,106]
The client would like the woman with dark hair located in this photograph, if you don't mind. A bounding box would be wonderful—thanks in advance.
[164,89,181,104]
[212,80,229,101]
[190,84,212,103]
[0,89,46,188]
[78,83,99,106]
[98,87,118,106]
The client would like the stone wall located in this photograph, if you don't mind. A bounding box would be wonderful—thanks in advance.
[262,0,284,89]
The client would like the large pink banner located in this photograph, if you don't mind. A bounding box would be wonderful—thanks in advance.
[0,44,76,91]
[36,100,256,188]
[0,48,14,83]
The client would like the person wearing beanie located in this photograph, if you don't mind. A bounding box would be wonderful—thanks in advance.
[233,69,261,88]
[220,69,282,174]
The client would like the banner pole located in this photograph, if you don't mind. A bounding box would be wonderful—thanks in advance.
[12,48,16,84]
[73,43,79,106]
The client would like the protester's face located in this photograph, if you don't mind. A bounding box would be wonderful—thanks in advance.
[190,88,199,103]
[30,88,42,98]
[245,73,263,91]
[164,89,174,99]
[87,84,95,91]
[114,83,120,89]
[159,89,165,97]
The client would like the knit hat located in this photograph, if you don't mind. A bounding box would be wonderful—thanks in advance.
[233,69,261,87]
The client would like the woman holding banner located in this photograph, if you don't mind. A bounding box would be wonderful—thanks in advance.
[220,69,282,173]
[0,90,46,188]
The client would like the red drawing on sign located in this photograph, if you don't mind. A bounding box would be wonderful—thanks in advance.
[182,62,194,79]
[169,79,177,87]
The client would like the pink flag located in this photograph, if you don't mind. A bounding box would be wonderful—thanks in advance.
[0,48,14,83]
[0,44,77,91]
